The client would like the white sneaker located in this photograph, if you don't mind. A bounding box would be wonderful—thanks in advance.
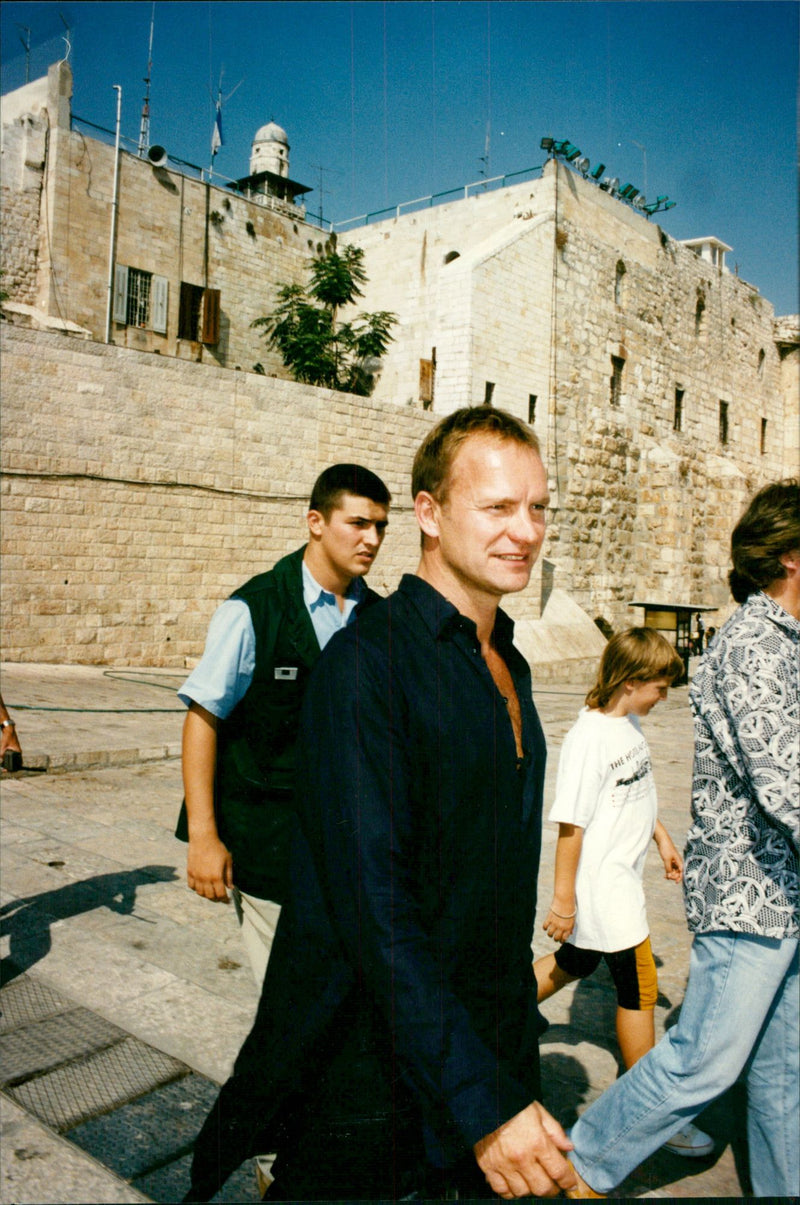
[663,1123,714,1157]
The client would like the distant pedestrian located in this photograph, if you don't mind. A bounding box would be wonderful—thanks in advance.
[567,478,800,1198]
[533,628,713,1159]
[0,693,23,771]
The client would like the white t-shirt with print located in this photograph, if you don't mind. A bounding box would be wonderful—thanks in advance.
[548,707,657,952]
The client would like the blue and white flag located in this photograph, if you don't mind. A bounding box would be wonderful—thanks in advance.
[211,101,223,156]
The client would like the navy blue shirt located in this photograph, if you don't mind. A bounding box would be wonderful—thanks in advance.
[196,575,548,1188]
[274,574,546,1156]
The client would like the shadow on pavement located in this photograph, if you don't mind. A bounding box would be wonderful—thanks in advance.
[0,864,179,985]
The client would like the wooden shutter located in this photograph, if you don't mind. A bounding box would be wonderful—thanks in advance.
[112,264,128,324]
[201,288,221,345]
[419,358,433,403]
[151,275,168,334]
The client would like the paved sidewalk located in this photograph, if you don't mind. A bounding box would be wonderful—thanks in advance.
[0,663,747,1200]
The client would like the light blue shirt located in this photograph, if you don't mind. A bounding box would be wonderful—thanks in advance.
[178,561,365,719]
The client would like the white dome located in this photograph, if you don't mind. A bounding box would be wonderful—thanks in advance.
[253,121,288,146]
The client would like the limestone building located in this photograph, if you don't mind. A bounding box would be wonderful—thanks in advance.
[1,61,798,666]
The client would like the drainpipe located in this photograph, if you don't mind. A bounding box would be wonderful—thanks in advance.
[104,85,122,342]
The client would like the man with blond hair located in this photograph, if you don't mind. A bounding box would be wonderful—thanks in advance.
[185,408,581,1201]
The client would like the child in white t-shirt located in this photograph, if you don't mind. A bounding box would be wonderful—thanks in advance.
[534,627,714,1159]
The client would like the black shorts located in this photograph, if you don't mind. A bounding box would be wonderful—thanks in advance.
[554,935,658,1010]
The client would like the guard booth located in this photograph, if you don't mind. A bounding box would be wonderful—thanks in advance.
[628,601,718,684]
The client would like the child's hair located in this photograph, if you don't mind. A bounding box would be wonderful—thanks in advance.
[586,627,684,709]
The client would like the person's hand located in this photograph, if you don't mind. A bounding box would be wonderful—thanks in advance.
[474,1100,576,1198]
[186,834,233,901]
[542,904,575,943]
[657,840,683,882]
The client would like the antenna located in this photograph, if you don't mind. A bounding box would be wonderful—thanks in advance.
[480,1,492,182]
[59,12,71,62]
[309,163,339,227]
[138,3,156,158]
[16,25,31,84]
[479,122,490,181]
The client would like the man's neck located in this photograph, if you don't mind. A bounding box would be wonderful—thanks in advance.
[303,545,352,603]
[415,557,499,647]
[764,573,800,621]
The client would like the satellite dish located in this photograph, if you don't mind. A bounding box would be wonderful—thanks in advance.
[147,145,168,167]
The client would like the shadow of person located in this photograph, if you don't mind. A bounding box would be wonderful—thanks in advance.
[0,864,178,986]
[539,1050,591,1130]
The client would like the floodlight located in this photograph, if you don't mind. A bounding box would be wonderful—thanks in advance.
[563,143,581,162]
[590,162,606,179]
[599,176,619,193]
[575,157,590,174]
[540,137,554,152]
[618,183,637,199]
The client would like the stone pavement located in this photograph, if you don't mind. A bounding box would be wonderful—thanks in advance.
[0,662,747,1201]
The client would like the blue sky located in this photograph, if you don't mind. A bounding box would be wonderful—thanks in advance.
[2,1,797,314]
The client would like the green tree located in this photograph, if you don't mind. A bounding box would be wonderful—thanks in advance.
[252,244,396,396]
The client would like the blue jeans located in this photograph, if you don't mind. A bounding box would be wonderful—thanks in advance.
[569,932,799,1197]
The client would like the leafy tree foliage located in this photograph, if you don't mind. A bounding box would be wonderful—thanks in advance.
[252,244,396,396]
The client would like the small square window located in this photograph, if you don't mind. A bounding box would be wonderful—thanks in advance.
[528,394,537,425]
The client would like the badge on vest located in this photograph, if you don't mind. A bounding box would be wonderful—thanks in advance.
[274,666,299,680]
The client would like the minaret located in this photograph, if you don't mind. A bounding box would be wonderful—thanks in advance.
[250,120,289,178]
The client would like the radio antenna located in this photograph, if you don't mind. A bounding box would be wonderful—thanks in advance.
[138,3,156,158]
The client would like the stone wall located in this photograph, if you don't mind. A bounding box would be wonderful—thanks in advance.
[345,173,558,420]
[549,163,787,620]
[0,325,446,665]
[0,73,49,303]
[0,188,40,303]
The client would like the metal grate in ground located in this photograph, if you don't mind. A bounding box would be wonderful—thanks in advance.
[0,972,74,1032]
[7,1037,188,1131]
[1,1007,127,1084]
[0,968,259,1201]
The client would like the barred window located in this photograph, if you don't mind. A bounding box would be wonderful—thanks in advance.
[112,265,168,333]
[127,268,151,327]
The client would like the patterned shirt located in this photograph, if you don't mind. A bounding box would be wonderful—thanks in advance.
[684,591,799,938]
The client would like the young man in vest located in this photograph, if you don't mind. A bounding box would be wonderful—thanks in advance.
[177,464,390,983]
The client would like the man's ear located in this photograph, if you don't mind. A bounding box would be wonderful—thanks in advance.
[414,491,440,540]
[306,509,325,539]
[779,548,800,574]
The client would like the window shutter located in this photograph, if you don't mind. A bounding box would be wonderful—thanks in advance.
[151,275,168,334]
[112,263,128,324]
[419,358,433,403]
[201,288,221,345]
